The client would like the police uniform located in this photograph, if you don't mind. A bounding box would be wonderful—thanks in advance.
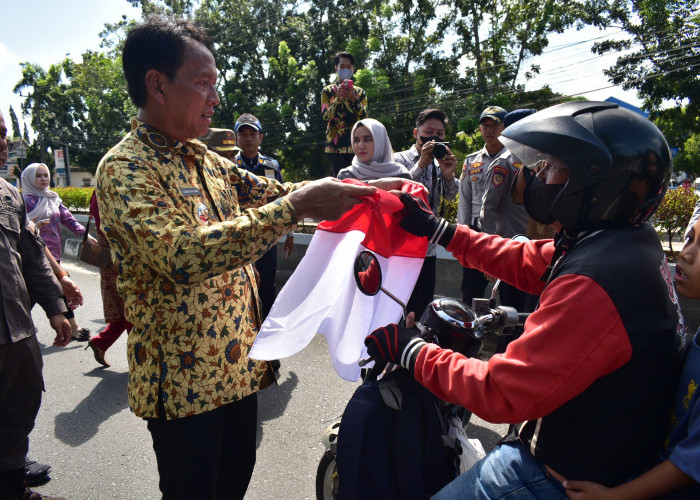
[457,146,505,304]
[235,152,288,318]
[457,146,505,229]
[0,178,66,493]
[479,149,529,238]
[235,152,284,183]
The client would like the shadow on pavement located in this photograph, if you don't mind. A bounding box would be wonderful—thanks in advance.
[53,369,130,446]
[256,371,299,448]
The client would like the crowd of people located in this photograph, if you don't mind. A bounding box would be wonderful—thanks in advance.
[0,12,698,500]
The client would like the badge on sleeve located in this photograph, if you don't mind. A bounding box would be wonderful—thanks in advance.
[492,166,509,186]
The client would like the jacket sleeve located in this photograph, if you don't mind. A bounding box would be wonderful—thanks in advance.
[19,210,66,317]
[321,85,340,122]
[97,155,302,285]
[457,165,471,226]
[414,273,633,423]
[59,203,87,236]
[479,165,507,234]
[352,87,368,118]
[442,174,459,202]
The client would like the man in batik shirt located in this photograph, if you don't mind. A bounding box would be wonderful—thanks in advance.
[96,16,375,500]
[321,51,368,176]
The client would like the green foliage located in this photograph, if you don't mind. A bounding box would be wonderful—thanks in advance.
[8,106,21,140]
[53,187,94,211]
[583,0,700,148]
[13,0,598,183]
[654,187,699,254]
[676,133,700,176]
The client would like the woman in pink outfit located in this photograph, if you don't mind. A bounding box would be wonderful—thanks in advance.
[21,163,94,341]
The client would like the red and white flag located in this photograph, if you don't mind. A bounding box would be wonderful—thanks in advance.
[249,181,429,381]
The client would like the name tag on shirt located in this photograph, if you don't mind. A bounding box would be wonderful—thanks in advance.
[264,168,276,180]
[181,187,202,197]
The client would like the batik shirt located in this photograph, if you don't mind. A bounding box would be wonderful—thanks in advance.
[321,83,368,154]
[96,120,300,420]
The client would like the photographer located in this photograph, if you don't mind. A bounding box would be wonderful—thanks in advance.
[321,51,368,176]
[394,108,459,316]
[458,105,507,304]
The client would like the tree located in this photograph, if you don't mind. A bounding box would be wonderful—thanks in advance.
[67,51,136,171]
[14,60,82,165]
[586,0,700,119]
[654,186,698,254]
[8,106,21,140]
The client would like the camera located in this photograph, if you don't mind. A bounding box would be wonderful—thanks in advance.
[433,141,450,160]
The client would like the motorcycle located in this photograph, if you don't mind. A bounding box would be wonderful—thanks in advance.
[316,245,530,500]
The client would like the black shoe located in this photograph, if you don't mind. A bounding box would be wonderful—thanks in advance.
[71,328,90,342]
[270,359,281,378]
[24,460,51,487]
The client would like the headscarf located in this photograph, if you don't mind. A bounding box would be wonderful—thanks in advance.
[340,119,410,180]
[21,163,62,222]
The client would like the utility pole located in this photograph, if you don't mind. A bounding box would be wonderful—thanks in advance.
[63,146,71,187]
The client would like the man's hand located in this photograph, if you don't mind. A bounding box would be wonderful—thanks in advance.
[398,192,455,247]
[283,236,294,259]
[59,276,84,310]
[417,141,435,169]
[49,314,72,347]
[365,323,427,371]
[437,146,457,181]
[287,177,375,221]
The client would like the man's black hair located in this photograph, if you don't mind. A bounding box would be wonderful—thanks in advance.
[122,15,214,108]
[333,51,355,66]
[416,109,448,128]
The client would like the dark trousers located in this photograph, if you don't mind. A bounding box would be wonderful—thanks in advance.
[461,267,488,307]
[407,256,437,318]
[146,393,258,500]
[326,153,354,177]
[255,247,278,320]
[0,336,43,482]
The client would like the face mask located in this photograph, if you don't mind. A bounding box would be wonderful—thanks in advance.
[338,68,353,80]
[523,175,565,225]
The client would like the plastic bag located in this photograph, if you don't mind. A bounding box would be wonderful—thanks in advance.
[447,416,486,473]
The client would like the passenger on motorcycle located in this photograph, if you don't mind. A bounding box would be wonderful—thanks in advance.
[366,101,685,499]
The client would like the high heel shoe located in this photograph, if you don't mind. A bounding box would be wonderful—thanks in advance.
[85,340,110,367]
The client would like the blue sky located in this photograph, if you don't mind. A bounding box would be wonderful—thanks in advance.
[1,0,642,139]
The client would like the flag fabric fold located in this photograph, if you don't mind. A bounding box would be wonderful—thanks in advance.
[249,180,429,381]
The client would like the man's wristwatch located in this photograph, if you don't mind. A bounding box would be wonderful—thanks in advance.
[56,270,70,279]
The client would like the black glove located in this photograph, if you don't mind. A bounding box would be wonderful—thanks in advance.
[398,192,456,248]
[365,323,427,372]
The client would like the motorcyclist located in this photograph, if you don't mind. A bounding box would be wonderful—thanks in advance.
[365,101,685,498]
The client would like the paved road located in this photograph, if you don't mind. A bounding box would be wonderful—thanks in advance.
[30,259,507,500]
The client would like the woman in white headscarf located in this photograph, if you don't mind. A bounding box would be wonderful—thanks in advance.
[21,163,95,341]
[337,118,411,181]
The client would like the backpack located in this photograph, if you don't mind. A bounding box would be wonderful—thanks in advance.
[336,367,460,499]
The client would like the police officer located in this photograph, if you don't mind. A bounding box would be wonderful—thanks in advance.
[457,105,506,304]
[479,109,537,351]
[234,114,294,320]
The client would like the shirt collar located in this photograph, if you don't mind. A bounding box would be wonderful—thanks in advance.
[131,118,209,158]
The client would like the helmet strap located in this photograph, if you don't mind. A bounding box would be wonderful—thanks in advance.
[540,229,577,282]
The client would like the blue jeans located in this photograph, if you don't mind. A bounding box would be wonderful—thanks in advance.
[432,442,567,500]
